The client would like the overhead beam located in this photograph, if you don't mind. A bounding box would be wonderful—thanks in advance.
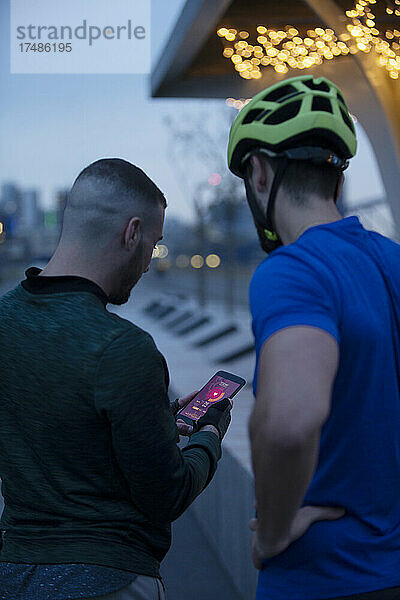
[151,0,233,98]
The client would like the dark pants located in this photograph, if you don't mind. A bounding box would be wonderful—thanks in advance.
[326,586,400,600]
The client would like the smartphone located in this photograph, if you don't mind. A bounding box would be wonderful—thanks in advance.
[176,370,246,429]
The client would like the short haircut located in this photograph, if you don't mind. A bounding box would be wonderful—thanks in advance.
[60,158,166,244]
[251,152,341,206]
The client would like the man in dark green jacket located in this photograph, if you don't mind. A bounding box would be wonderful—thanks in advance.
[0,158,232,600]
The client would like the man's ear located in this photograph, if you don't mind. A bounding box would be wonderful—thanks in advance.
[250,154,268,194]
[335,172,345,204]
[124,217,141,250]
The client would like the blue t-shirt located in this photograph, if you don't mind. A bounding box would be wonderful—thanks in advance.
[250,216,400,600]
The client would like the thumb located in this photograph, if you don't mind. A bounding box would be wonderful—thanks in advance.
[326,507,346,519]
[312,506,346,521]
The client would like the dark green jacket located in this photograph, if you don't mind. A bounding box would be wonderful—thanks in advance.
[0,267,221,577]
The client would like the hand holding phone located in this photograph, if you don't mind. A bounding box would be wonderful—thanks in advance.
[172,390,199,437]
[196,396,233,439]
[176,370,246,440]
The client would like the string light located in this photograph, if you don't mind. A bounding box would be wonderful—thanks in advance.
[217,0,400,81]
[225,98,251,110]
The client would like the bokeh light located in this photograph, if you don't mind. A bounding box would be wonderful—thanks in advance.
[152,244,168,259]
[208,173,222,186]
[206,254,221,268]
[156,258,171,271]
[191,254,204,268]
[176,254,190,268]
[217,0,400,81]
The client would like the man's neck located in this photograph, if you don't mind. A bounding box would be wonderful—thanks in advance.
[38,261,109,295]
[275,197,343,245]
[39,252,96,279]
[292,217,343,241]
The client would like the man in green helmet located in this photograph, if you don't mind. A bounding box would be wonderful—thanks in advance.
[228,75,400,599]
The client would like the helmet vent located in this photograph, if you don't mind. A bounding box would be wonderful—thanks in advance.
[303,79,330,93]
[242,108,267,124]
[312,96,333,113]
[262,84,298,103]
[340,107,355,133]
[337,91,346,106]
[264,100,302,124]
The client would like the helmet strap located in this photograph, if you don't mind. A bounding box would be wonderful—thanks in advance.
[265,157,289,235]
[243,150,344,252]
[244,157,289,253]
[333,173,343,206]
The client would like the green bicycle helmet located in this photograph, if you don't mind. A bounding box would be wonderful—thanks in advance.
[227,75,357,251]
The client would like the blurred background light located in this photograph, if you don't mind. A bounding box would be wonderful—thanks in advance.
[156,258,171,271]
[176,254,190,268]
[191,254,204,268]
[206,253,221,268]
[208,173,222,186]
[153,244,168,259]
[217,0,400,81]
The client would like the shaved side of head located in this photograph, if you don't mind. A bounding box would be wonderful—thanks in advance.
[60,158,166,248]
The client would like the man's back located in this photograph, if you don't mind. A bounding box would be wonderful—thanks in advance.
[250,216,400,599]
[0,270,221,581]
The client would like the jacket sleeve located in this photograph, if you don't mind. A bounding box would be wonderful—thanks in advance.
[94,327,222,523]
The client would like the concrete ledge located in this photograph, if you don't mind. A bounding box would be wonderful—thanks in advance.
[189,446,257,599]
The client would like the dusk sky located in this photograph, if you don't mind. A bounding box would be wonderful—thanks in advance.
[0,0,386,223]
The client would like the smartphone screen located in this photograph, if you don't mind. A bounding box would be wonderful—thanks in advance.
[178,373,244,422]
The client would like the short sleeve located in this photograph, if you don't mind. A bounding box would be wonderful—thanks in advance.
[250,251,341,355]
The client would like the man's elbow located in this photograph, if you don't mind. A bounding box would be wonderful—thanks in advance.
[249,411,325,449]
